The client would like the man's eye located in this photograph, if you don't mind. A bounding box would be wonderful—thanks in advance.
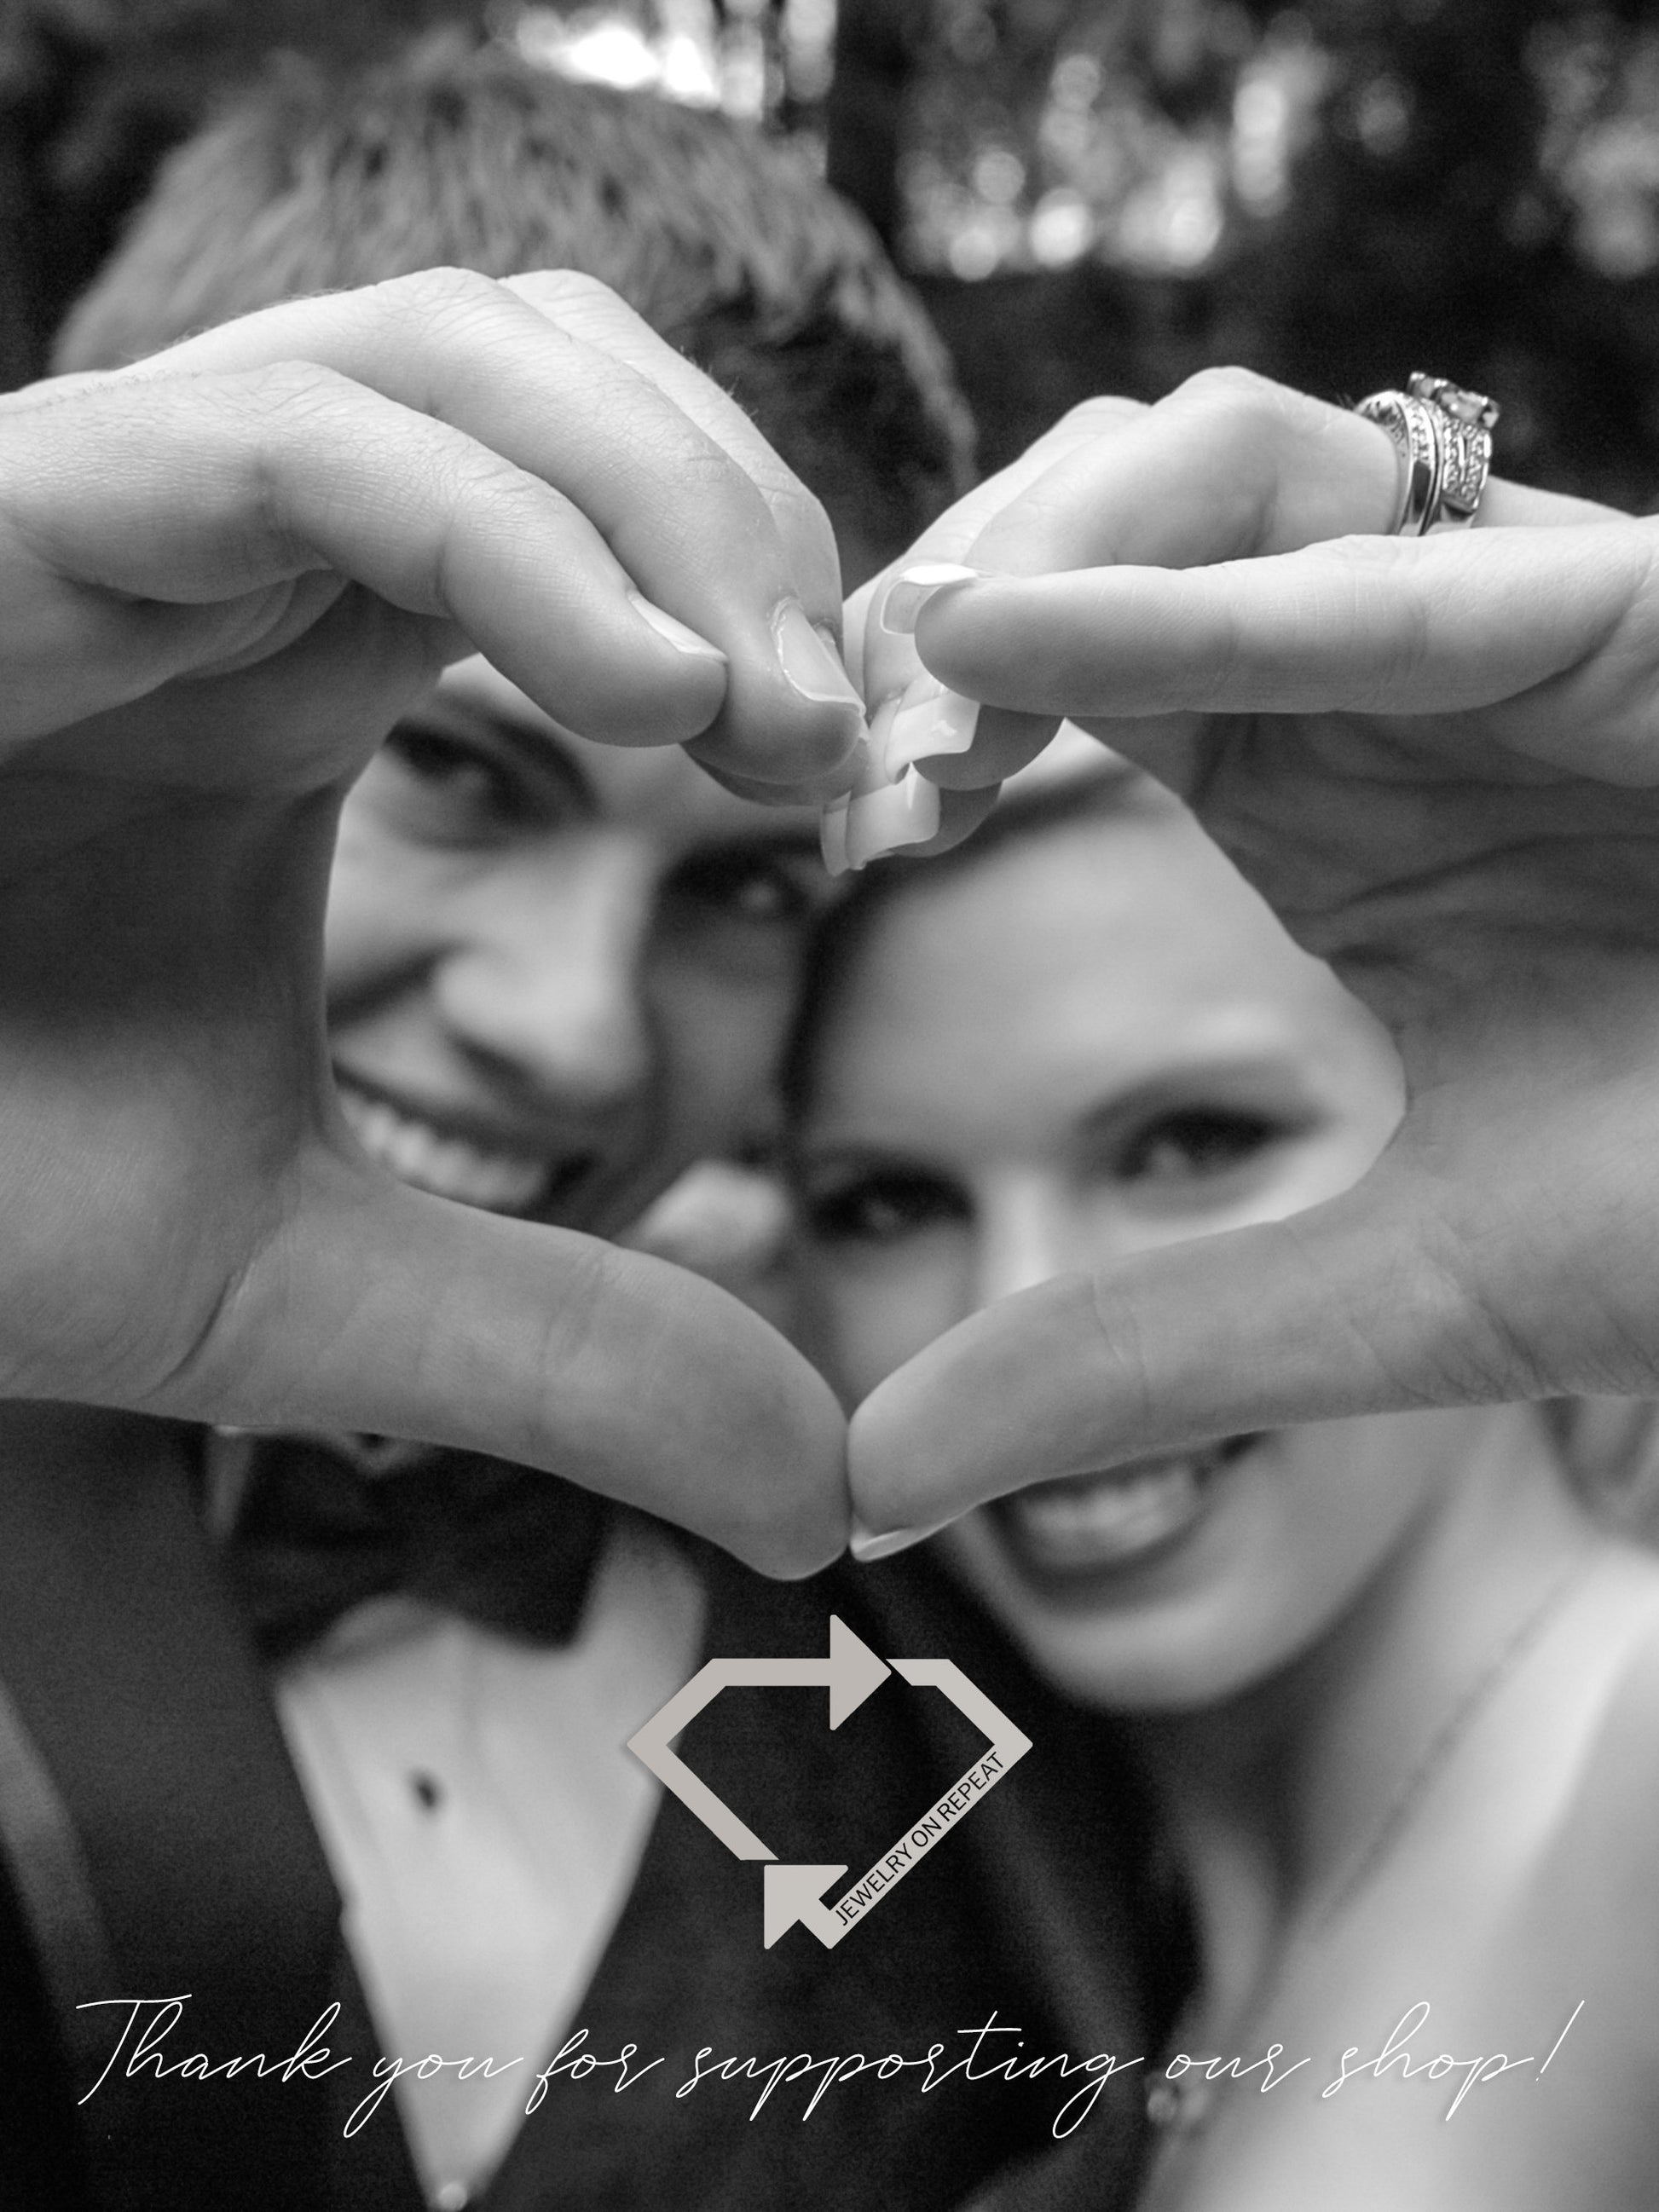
[374,726,528,833]
[800,1170,970,1246]
[1116,1109,1283,1185]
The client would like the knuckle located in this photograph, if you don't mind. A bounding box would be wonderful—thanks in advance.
[515,268,621,313]
[231,356,351,414]
[1055,394,1144,437]
[765,471,835,545]
[365,268,523,370]
[1168,366,1336,479]
[1173,363,1282,420]
[375,264,506,323]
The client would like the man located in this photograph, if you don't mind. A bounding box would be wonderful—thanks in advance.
[0,44,1165,2212]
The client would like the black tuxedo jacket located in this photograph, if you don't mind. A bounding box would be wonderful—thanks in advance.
[0,1404,1182,2211]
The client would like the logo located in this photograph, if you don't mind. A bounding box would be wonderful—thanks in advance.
[627,1617,1031,1949]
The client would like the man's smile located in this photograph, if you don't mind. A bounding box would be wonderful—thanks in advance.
[336,1071,599,1219]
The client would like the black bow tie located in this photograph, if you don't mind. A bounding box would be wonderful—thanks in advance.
[211,1433,613,1663]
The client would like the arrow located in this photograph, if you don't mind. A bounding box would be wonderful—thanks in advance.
[762,1864,848,1949]
[760,1659,1032,1949]
[627,1617,891,1860]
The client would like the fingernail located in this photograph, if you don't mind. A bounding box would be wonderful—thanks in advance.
[844,766,941,869]
[881,562,983,637]
[819,795,852,877]
[627,592,727,661]
[882,674,980,777]
[849,1516,957,1562]
[772,601,866,711]
[865,690,902,780]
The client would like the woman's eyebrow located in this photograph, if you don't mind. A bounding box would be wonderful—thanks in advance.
[1072,1053,1316,1132]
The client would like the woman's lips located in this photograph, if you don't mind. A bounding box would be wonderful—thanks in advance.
[991,1435,1259,1575]
[336,1077,594,1216]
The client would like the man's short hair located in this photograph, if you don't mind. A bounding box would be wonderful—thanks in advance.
[53,31,974,563]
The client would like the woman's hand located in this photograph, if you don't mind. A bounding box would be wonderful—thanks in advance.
[0,268,857,1576]
[847,368,1659,1538]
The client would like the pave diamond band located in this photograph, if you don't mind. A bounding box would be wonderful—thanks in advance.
[1356,373,1499,534]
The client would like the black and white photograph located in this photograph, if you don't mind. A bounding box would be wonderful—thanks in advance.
[4,3,1659,2207]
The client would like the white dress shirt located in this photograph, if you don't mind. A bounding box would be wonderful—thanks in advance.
[276,1516,704,2209]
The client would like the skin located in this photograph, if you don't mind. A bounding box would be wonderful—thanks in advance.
[843,371,1659,1551]
[794,788,1459,1708]
[0,269,855,1572]
[21,295,1659,1576]
[794,791,1659,2206]
[326,652,834,1246]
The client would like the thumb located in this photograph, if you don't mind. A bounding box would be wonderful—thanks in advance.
[183,1147,849,1579]
[847,1158,1514,1533]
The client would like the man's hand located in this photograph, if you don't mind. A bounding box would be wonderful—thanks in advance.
[0,269,858,1575]
[847,368,1659,1536]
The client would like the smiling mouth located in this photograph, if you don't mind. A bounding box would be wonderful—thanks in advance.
[992,1435,1260,1576]
[336,1078,596,1218]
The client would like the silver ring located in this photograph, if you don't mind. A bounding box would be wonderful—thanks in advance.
[1356,373,1499,534]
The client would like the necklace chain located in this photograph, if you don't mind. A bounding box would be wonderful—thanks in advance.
[1145,1554,1591,2141]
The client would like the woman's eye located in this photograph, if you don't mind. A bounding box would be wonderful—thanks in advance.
[800,1170,970,1247]
[669,849,818,927]
[1117,1108,1284,1185]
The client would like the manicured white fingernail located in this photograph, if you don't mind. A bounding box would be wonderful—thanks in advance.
[772,601,865,710]
[627,592,727,661]
[849,1516,956,1562]
[884,674,980,777]
[819,795,852,877]
[844,766,941,869]
[865,690,902,780]
[881,562,984,636]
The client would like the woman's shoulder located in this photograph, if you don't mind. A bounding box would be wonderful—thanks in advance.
[1515,1547,1659,1963]
[1451,1558,1659,2205]
[1560,1562,1659,1845]
[1521,1536,1659,1780]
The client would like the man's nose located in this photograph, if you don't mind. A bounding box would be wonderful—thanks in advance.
[435,842,656,1110]
[972,1175,1082,1312]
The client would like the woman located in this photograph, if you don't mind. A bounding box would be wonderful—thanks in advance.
[788,739,1659,2210]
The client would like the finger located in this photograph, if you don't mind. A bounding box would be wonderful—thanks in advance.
[118,270,866,784]
[899,779,1003,856]
[885,703,1063,791]
[907,522,1659,779]
[911,369,1615,595]
[860,380,1342,783]
[855,379,1393,794]
[849,400,1145,791]
[818,758,1002,874]
[853,370,1622,793]
[510,283,859,808]
[962,371,1400,582]
[505,271,843,627]
[846,1156,1500,1533]
[184,1148,850,1580]
[847,395,1149,664]
[0,361,730,755]
[849,400,1150,770]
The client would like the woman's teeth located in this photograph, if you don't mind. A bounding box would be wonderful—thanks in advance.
[338,1084,553,1214]
[1000,1445,1240,1573]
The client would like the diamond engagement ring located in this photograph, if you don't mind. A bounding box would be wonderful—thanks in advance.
[1356,373,1499,534]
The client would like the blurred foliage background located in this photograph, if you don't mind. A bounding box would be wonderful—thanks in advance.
[8,0,1659,501]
